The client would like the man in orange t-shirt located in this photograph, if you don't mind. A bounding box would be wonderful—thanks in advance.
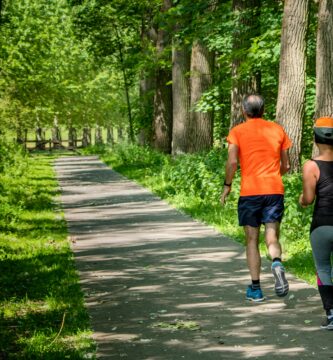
[220,94,292,302]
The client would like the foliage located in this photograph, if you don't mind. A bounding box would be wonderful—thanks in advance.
[0,0,120,134]
[0,0,320,149]
[82,143,167,168]
[69,0,161,137]
[89,143,316,285]
[0,147,95,359]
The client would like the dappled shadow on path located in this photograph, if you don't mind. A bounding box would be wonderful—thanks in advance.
[55,156,331,360]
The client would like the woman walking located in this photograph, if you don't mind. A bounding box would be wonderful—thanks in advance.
[299,117,333,330]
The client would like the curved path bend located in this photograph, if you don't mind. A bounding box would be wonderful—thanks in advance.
[55,156,332,360]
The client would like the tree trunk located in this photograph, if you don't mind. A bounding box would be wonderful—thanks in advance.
[276,0,309,172]
[118,127,124,141]
[315,0,333,118]
[172,41,191,155]
[114,26,134,142]
[74,128,77,148]
[152,0,173,153]
[138,76,155,146]
[52,127,62,149]
[138,21,156,147]
[82,127,91,147]
[68,126,77,149]
[107,126,114,145]
[311,0,333,157]
[95,126,103,145]
[230,0,261,127]
[52,116,62,149]
[35,126,45,150]
[188,40,214,153]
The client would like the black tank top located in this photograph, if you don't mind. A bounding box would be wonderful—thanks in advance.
[311,160,333,232]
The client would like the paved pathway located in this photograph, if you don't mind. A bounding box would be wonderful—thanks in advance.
[55,156,332,360]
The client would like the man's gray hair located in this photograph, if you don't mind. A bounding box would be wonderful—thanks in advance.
[242,94,265,118]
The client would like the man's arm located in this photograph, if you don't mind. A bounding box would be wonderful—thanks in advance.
[220,143,238,205]
[280,149,291,175]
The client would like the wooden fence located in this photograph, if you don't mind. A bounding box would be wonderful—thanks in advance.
[24,139,84,151]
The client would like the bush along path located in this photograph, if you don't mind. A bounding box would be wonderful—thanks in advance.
[0,151,95,360]
[55,155,332,360]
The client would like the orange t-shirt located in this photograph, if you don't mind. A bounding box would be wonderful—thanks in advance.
[227,118,292,196]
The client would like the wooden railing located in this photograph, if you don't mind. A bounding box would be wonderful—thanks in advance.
[25,139,84,151]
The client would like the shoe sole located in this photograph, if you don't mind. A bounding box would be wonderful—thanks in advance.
[246,296,265,303]
[321,324,333,330]
[272,265,289,297]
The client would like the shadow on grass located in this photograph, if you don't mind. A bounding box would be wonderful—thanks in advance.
[0,155,95,359]
[0,305,92,360]
[0,237,94,359]
[0,249,78,300]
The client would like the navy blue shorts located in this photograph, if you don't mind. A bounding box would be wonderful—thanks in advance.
[238,194,284,227]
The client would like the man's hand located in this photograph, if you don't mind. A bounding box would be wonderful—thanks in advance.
[220,186,231,206]
[221,143,238,206]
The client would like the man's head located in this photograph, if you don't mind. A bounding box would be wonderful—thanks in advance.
[314,117,333,145]
[242,94,265,119]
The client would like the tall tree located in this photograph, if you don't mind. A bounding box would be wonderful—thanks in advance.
[188,39,214,152]
[230,0,261,127]
[152,0,173,153]
[315,0,333,119]
[170,1,194,155]
[138,24,156,146]
[171,39,191,155]
[69,0,153,142]
[276,0,309,172]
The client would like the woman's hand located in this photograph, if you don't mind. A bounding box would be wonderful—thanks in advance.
[299,193,308,208]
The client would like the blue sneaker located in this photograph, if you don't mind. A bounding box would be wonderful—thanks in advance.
[246,285,265,302]
[271,261,289,297]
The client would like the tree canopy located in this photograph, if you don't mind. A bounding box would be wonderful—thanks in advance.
[0,0,330,169]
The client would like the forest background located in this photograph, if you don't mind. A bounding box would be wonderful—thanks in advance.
[0,0,333,358]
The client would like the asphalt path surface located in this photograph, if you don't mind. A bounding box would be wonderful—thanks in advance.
[55,156,332,360]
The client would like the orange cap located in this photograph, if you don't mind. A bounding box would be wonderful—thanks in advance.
[315,117,333,128]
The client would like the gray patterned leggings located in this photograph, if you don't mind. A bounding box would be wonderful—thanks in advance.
[310,226,333,286]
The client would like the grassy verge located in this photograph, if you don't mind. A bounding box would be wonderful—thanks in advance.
[0,149,95,359]
[81,143,316,285]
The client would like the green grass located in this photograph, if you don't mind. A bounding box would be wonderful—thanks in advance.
[0,152,95,359]
[81,143,317,286]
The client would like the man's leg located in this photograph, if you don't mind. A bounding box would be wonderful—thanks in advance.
[264,222,282,260]
[244,225,261,280]
[244,225,265,301]
[265,222,289,297]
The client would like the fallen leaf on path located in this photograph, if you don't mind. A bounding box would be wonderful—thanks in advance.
[152,320,201,331]
[139,339,152,343]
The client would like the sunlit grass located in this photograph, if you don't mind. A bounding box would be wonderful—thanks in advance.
[0,153,95,359]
